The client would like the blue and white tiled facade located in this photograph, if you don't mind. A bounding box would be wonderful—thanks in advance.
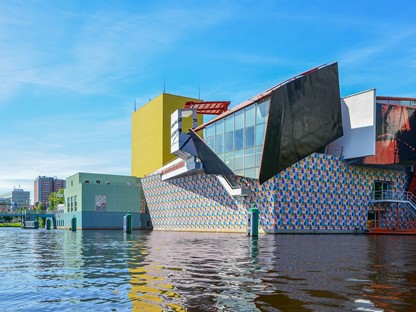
[142,153,411,233]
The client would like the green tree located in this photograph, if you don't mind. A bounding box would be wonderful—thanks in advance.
[48,188,64,211]
[36,203,45,212]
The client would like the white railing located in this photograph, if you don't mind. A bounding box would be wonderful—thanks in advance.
[370,190,416,210]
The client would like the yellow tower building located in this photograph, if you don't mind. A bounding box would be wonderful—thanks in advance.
[132,93,203,178]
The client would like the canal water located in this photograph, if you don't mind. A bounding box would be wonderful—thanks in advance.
[1,228,416,312]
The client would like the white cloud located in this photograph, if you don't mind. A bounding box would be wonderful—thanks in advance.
[0,3,230,103]
[0,111,132,198]
[340,29,416,66]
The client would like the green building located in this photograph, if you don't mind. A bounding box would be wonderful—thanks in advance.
[56,172,151,230]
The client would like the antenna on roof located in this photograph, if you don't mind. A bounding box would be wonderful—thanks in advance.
[134,98,137,112]
[163,76,166,94]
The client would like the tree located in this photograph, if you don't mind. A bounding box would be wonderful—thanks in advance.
[36,202,45,212]
[48,188,64,211]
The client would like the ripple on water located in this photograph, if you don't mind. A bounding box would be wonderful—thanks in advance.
[1,229,416,311]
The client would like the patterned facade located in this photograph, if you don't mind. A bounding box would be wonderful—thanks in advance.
[142,153,412,233]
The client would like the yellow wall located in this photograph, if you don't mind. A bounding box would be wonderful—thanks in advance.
[132,93,203,178]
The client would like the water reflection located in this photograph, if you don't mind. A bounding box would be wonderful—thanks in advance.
[1,229,416,311]
[360,236,416,312]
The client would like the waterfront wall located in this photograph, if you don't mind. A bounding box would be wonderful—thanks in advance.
[55,211,152,230]
[142,153,408,233]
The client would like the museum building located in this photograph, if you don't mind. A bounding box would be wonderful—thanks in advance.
[135,62,416,233]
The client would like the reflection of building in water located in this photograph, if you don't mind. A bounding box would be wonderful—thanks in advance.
[250,235,372,310]
[363,236,416,311]
[126,232,416,311]
[128,265,185,311]
[29,230,84,282]
[132,63,416,234]
[61,230,84,271]
[127,234,185,311]
[127,232,279,311]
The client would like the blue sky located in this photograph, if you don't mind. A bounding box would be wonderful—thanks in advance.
[1,0,415,200]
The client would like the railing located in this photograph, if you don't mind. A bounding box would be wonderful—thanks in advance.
[368,219,416,230]
[370,190,416,210]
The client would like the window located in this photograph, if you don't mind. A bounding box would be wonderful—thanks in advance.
[206,124,215,137]
[255,151,262,167]
[235,111,244,130]
[84,180,89,184]
[74,195,77,212]
[245,168,256,179]
[244,126,255,147]
[215,133,224,153]
[106,181,111,185]
[244,147,255,169]
[224,152,234,170]
[96,180,100,184]
[215,119,224,135]
[224,131,234,152]
[234,149,244,170]
[245,106,255,127]
[206,136,215,151]
[255,124,265,146]
[373,181,391,200]
[225,116,234,132]
[256,98,269,124]
[71,181,73,187]
[200,98,270,179]
[234,129,243,149]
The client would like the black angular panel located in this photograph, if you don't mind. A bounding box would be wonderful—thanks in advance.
[259,63,343,184]
[189,129,234,176]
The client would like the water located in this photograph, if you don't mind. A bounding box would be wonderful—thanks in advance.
[1,228,416,311]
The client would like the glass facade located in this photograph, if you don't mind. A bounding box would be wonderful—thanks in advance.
[377,98,416,107]
[203,97,270,178]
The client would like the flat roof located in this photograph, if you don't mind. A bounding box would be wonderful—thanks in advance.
[377,96,416,101]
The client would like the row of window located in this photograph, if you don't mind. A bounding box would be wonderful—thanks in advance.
[84,180,111,185]
[220,146,263,173]
[66,195,77,212]
[377,99,416,107]
[205,98,269,138]
[206,123,266,153]
[203,98,270,178]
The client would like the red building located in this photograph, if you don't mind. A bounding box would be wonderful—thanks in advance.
[34,176,66,207]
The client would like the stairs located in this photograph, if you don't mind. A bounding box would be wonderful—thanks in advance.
[216,175,250,201]
[370,190,416,212]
